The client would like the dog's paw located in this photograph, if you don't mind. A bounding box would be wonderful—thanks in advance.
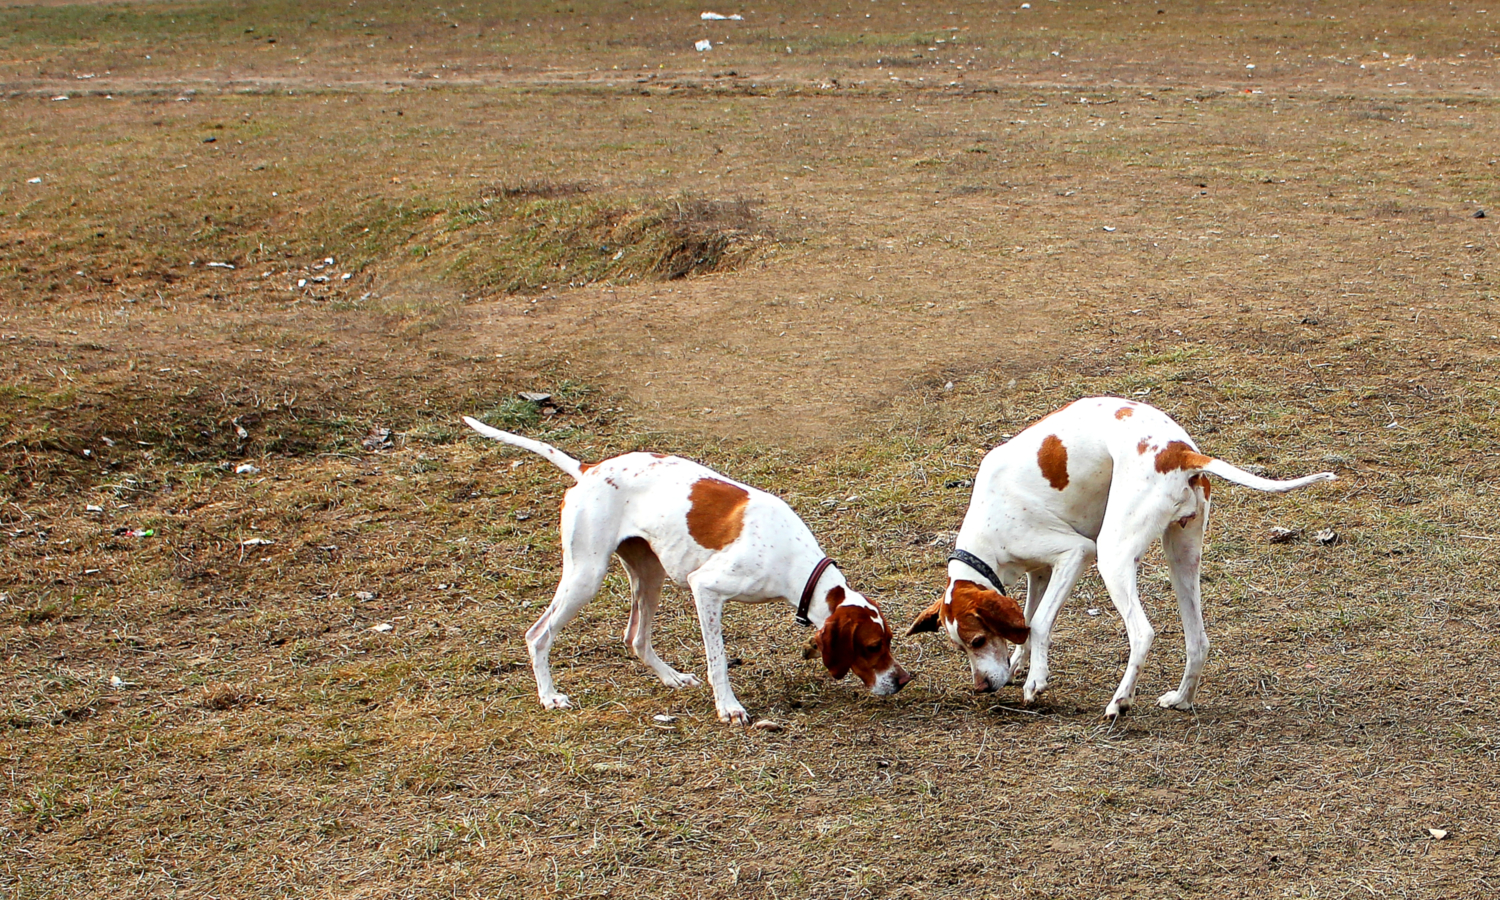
[1104,695,1134,719]
[540,693,572,710]
[1157,690,1194,711]
[1022,675,1048,705]
[718,705,750,725]
[661,670,701,690]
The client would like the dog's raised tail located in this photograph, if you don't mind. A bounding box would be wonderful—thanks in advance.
[462,416,586,482]
[1199,458,1336,493]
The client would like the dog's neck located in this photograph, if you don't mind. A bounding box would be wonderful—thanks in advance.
[802,578,887,631]
[801,585,840,629]
[948,535,1024,593]
[795,557,848,629]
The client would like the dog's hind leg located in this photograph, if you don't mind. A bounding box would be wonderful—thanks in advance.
[526,506,615,710]
[616,537,700,690]
[1159,482,1211,711]
[1095,486,1180,718]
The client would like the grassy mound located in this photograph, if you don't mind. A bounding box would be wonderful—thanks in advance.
[447,187,771,293]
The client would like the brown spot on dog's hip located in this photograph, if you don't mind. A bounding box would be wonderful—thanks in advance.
[686,477,750,550]
[1115,406,1134,419]
[1155,440,1213,473]
[1037,434,1070,490]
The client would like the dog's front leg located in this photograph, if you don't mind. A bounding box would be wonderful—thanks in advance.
[688,580,749,725]
[1021,546,1092,706]
[1008,568,1052,681]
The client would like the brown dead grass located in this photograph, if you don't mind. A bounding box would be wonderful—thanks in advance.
[2,1,1499,898]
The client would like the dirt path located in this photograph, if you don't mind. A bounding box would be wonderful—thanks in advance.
[456,258,1059,441]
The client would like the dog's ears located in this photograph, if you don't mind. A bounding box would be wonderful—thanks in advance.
[978,595,1030,646]
[998,619,1031,646]
[816,610,853,681]
[906,599,943,636]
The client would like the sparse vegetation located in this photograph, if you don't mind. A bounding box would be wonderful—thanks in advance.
[447,192,771,293]
[2,1,1498,898]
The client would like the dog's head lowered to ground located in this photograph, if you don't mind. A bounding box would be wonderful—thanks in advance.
[803,586,912,695]
[906,580,1029,693]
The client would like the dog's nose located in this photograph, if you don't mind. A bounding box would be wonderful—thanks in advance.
[893,666,913,691]
[974,675,997,693]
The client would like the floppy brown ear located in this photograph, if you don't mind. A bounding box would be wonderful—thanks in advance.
[906,599,943,636]
[1000,621,1031,646]
[817,610,853,680]
[981,595,1030,645]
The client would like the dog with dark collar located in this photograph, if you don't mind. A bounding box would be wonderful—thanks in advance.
[464,417,912,724]
[908,397,1334,717]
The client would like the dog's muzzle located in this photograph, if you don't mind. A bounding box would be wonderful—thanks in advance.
[874,666,913,696]
[973,663,1010,694]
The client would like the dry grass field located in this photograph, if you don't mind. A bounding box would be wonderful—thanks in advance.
[2,1,1498,896]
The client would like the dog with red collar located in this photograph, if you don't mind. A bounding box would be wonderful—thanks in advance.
[908,397,1335,718]
[464,417,912,724]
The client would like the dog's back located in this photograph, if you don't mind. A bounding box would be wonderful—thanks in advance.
[561,453,819,594]
[968,397,1329,543]
[968,398,1177,541]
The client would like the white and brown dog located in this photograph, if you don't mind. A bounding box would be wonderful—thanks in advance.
[464,417,911,724]
[908,397,1335,718]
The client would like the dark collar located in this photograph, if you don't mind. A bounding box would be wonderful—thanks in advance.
[795,557,837,626]
[948,548,1007,596]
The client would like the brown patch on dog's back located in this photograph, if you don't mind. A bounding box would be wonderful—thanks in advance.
[1138,439,1151,455]
[686,477,750,550]
[1155,440,1213,473]
[1115,406,1135,419]
[1037,435,1070,490]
